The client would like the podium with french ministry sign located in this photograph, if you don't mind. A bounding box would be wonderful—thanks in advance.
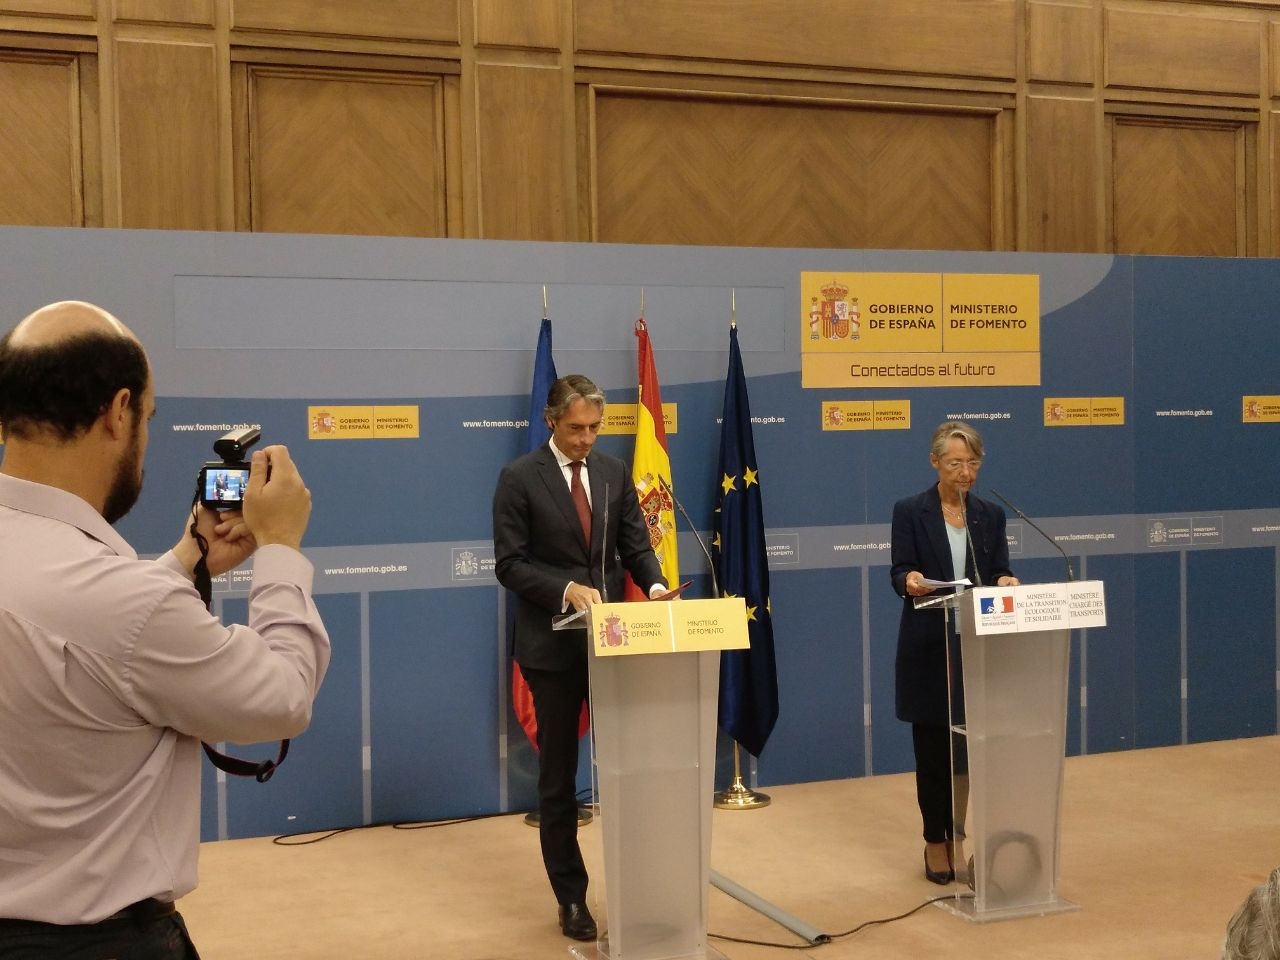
[570,597,748,960]
[940,581,1107,923]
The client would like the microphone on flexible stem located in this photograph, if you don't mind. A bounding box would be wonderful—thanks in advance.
[989,488,1076,582]
[960,496,983,587]
[666,476,719,598]
[601,482,609,603]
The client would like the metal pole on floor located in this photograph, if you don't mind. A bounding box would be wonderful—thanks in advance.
[709,869,829,945]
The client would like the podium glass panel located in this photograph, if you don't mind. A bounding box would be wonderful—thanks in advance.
[577,649,726,960]
[937,587,1079,923]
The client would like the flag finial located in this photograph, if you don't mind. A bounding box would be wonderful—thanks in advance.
[731,288,737,329]
[542,284,548,320]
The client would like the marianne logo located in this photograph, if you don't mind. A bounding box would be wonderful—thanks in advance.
[980,596,1014,615]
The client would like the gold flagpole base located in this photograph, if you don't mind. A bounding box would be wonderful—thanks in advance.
[523,808,594,827]
[713,775,771,809]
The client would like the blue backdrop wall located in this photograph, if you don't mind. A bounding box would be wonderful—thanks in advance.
[0,228,1275,841]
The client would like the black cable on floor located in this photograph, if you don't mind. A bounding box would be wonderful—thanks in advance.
[271,810,524,845]
[708,893,973,950]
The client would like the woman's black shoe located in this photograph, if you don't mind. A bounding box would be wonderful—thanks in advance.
[924,848,954,885]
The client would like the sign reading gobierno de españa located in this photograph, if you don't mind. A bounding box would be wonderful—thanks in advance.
[800,272,1041,388]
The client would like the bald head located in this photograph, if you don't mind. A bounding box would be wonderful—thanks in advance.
[7,300,136,350]
[0,300,150,442]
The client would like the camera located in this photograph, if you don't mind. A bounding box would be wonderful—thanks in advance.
[197,427,260,510]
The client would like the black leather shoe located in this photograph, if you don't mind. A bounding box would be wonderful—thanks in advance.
[924,849,954,885]
[559,902,597,941]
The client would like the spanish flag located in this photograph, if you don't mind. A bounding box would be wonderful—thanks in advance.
[625,317,680,599]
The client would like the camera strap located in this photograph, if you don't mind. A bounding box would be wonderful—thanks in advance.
[188,496,290,784]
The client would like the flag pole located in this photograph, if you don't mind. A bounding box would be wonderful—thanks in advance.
[712,291,771,810]
[714,742,770,808]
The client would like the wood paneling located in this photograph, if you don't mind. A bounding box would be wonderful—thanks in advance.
[247,66,444,236]
[1026,95,1098,252]
[231,0,459,44]
[0,52,82,225]
[0,0,93,17]
[1028,2,1095,85]
[3,0,1280,255]
[1112,117,1245,256]
[1268,21,1280,97]
[576,0,1017,81]
[475,62,566,240]
[474,0,559,50]
[1106,9,1259,95]
[592,92,996,250]
[115,39,220,229]
[113,0,212,25]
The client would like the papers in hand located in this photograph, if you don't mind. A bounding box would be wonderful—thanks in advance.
[919,577,972,591]
[651,580,694,601]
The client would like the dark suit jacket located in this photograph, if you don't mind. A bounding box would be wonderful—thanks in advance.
[493,443,665,671]
[889,485,1013,725]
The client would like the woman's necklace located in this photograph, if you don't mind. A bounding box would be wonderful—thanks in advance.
[941,501,964,522]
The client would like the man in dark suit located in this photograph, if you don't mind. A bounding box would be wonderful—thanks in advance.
[492,374,666,941]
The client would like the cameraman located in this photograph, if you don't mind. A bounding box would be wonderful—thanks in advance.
[0,301,330,959]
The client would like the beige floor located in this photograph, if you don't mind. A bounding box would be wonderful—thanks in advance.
[180,737,1280,960]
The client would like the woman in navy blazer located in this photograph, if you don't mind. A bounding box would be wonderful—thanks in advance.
[890,421,1018,885]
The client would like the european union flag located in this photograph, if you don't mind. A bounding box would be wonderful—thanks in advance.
[713,324,778,757]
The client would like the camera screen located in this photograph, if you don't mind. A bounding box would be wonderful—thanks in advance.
[202,466,250,507]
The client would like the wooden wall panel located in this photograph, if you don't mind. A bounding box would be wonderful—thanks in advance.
[1106,9,1259,95]
[231,0,459,44]
[0,0,94,17]
[1028,2,1095,85]
[247,67,444,237]
[474,0,559,50]
[593,93,995,250]
[1269,21,1280,97]
[0,52,81,225]
[1272,111,1280,253]
[1112,118,1245,256]
[113,0,212,25]
[575,0,1017,81]
[115,39,220,229]
[1026,95,1098,252]
[475,63,566,240]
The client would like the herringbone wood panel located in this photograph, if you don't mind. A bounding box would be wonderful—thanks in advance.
[594,95,994,250]
[1112,118,1242,256]
[249,69,443,237]
[0,54,80,226]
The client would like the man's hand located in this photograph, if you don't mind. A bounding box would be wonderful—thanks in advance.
[242,445,311,550]
[565,581,602,611]
[172,507,256,578]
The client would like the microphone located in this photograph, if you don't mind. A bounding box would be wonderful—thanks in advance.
[600,481,609,603]
[960,497,983,587]
[666,476,719,598]
[989,488,1076,582]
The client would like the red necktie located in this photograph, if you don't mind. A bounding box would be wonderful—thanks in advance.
[569,461,592,544]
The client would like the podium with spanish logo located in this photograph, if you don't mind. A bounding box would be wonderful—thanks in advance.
[569,597,748,960]
[938,581,1107,923]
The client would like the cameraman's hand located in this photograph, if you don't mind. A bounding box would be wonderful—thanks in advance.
[242,445,311,550]
[172,507,256,579]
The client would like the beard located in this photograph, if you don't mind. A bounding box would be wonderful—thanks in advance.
[102,426,144,524]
